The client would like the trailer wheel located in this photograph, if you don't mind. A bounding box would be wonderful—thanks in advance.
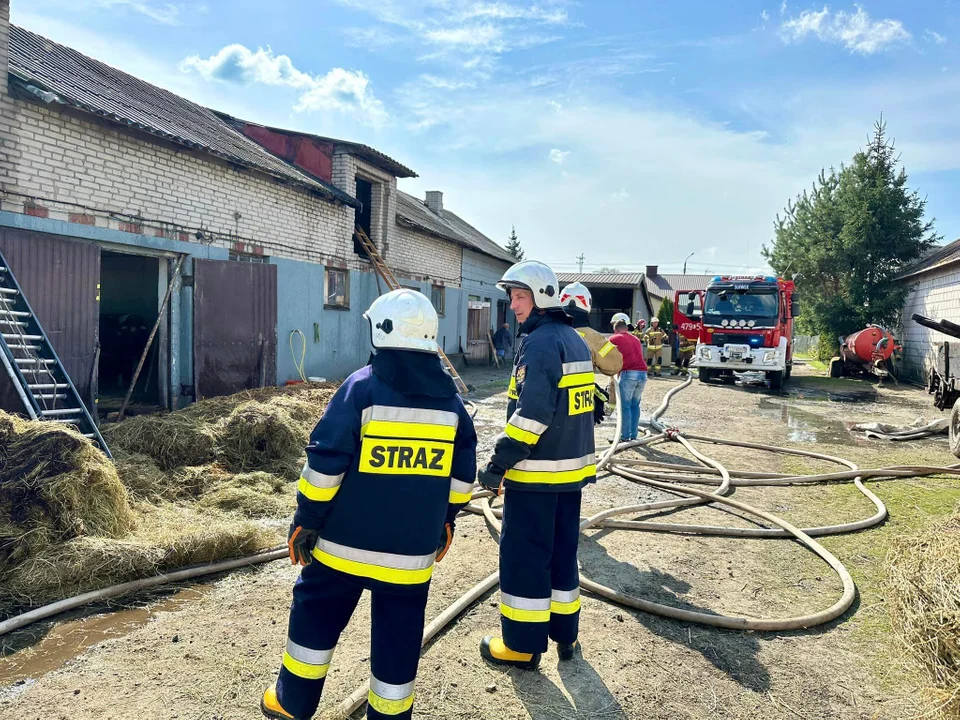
[829,358,843,378]
[950,399,960,459]
[768,370,784,391]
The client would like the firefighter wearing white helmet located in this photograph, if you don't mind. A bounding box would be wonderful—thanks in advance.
[643,317,668,376]
[610,312,630,327]
[262,287,477,720]
[477,261,596,669]
[561,283,623,378]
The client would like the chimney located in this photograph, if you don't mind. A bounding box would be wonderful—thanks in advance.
[645,264,658,277]
[425,191,443,216]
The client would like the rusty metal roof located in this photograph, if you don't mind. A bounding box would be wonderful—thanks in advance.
[556,272,646,287]
[8,25,353,204]
[898,238,960,280]
[396,191,515,264]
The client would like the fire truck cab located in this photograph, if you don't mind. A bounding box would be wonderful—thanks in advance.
[673,275,799,390]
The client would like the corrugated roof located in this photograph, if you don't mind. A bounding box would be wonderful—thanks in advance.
[8,25,353,204]
[213,112,417,179]
[645,273,715,298]
[898,238,960,280]
[556,272,646,287]
[396,191,515,264]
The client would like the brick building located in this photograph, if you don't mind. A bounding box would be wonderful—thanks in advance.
[0,8,512,413]
[899,238,960,384]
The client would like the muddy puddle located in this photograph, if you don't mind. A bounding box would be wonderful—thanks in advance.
[757,399,858,444]
[0,587,203,687]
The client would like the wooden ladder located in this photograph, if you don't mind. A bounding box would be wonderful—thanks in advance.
[354,226,468,395]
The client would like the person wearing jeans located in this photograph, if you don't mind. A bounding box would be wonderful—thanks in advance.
[607,320,648,441]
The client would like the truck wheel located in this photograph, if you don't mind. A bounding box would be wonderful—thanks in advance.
[950,399,960,459]
[829,358,843,378]
[785,364,792,380]
[699,368,713,383]
[768,370,784,390]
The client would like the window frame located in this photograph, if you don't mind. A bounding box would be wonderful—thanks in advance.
[431,285,446,317]
[324,267,350,310]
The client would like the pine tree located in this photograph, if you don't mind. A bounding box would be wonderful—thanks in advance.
[763,119,938,356]
[506,226,524,261]
[657,297,674,330]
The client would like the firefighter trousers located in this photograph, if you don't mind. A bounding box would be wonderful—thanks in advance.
[276,562,428,720]
[499,488,582,654]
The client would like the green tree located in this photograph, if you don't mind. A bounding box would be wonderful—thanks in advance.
[763,120,938,354]
[506,226,524,260]
[657,297,674,329]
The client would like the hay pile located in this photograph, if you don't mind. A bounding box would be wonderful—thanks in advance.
[0,383,335,618]
[887,509,960,718]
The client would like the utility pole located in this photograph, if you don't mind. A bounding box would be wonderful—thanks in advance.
[576,253,585,273]
[683,252,695,275]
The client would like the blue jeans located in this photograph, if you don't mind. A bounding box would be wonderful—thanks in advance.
[618,370,647,441]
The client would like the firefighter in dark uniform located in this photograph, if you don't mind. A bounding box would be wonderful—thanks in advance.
[261,289,477,720]
[476,261,596,668]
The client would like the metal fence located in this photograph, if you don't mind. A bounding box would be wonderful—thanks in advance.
[793,334,820,355]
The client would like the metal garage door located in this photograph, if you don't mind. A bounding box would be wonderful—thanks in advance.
[0,229,100,413]
[193,258,277,398]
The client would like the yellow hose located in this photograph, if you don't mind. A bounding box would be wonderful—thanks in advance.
[289,329,307,382]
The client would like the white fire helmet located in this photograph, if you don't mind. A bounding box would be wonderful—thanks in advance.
[650,317,660,325]
[497,260,561,310]
[363,288,439,353]
[560,282,592,314]
[610,312,630,326]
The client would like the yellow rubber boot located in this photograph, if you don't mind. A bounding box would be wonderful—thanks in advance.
[261,683,298,720]
[479,636,540,670]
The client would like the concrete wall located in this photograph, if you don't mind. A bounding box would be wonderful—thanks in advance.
[901,265,960,383]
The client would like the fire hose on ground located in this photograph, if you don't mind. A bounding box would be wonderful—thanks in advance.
[2,373,959,720]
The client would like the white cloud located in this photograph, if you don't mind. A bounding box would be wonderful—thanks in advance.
[424,24,505,51]
[780,5,910,54]
[780,1,787,16]
[610,188,630,201]
[702,246,718,257]
[925,29,947,45]
[761,10,770,24]
[549,149,570,164]
[419,74,476,90]
[181,45,387,126]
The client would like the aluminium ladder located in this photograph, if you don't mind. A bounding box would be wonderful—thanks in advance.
[354,225,469,395]
[0,248,111,457]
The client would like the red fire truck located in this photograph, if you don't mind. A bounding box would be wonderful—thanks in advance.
[673,275,800,390]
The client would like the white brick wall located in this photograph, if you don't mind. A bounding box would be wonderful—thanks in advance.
[901,264,960,382]
[392,224,462,287]
[0,100,372,267]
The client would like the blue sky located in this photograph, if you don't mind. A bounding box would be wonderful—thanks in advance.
[12,0,960,274]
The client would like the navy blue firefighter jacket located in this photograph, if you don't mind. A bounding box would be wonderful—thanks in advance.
[293,350,477,593]
[490,310,597,493]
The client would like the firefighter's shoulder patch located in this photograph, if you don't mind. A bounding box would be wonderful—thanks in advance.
[515,364,527,385]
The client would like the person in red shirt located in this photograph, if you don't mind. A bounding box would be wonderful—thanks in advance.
[607,320,648,441]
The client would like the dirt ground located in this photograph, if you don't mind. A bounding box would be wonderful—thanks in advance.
[2,362,958,719]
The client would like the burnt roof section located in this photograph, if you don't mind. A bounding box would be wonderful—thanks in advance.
[898,238,960,280]
[8,25,353,204]
[556,272,646,288]
[214,112,417,179]
[396,191,514,264]
[645,273,715,298]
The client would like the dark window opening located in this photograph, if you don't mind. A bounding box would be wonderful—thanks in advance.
[326,268,349,308]
[431,286,445,316]
[98,251,161,412]
[354,177,373,257]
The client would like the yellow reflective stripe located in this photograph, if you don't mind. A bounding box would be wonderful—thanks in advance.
[312,548,434,585]
[282,650,330,680]
[500,604,551,623]
[558,372,595,388]
[361,419,456,442]
[551,598,581,615]
[504,464,596,485]
[449,489,473,504]
[368,690,415,716]
[504,423,541,445]
[508,375,519,400]
[598,341,615,357]
[298,476,340,502]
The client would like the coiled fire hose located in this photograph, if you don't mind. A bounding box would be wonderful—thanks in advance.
[4,373,960,720]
